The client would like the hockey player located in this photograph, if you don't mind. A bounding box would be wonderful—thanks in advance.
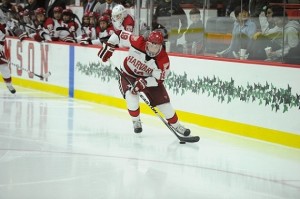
[79,15,114,45]
[96,15,115,43]
[18,7,54,42]
[60,9,79,42]
[0,23,15,94]
[97,30,191,136]
[111,4,134,32]
[82,12,90,29]
[52,6,63,28]
[102,9,112,21]
[51,6,63,41]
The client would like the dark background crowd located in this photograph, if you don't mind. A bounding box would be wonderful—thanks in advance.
[0,0,299,64]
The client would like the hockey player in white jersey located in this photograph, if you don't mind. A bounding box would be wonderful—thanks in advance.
[98,30,191,136]
[0,24,15,94]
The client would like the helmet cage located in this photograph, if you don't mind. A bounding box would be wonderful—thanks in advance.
[146,42,162,57]
[111,5,126,27]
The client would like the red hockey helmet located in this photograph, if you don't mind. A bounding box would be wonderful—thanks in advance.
[53,6,63,13]
[83,12,90,17]
[147,31,164,45]
[146,31,164,57]
[98,15,110,24]
[89,12,100,18]
[35,7,46,15]
[102,9,112,17]
[62,8,73,16]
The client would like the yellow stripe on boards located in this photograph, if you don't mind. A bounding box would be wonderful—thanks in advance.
[176,110,300,149]
[1,77,68,96]
[74,89,156,116]
[3,78,300,149]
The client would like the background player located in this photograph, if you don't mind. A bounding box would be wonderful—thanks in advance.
[0,24,15,94]
[111,4,134,32]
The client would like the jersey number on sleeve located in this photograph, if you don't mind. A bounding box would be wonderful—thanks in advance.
[120,31,130,40]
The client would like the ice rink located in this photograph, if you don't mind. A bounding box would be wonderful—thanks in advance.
[1,83,300,199]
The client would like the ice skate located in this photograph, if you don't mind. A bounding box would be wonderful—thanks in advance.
[132,120,142,133]
[6,84,16,94]
[173,123,190,136]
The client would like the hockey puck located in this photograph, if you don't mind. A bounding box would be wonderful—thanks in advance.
[179,141,186,144]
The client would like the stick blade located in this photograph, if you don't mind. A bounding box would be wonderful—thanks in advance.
[180,136,200,143]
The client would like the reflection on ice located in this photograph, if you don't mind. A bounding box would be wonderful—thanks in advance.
[0,83,300,199]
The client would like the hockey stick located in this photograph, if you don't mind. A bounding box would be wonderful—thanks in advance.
[115,67,200,143]
[1,58,51,80]
[11,18,37,32]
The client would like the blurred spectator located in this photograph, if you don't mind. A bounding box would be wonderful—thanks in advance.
[154,0,188,53]
[249,0,269,18]
[184,7,204,55]
[248,5,300,61]
[0,0,13,23]
[97,0,117,15]
[141,15,168,49]
[216,6,257,58]
[116,0,134,8]
[24,0,44,16]
[45,0,66,18]
[249,0,270,30]
[83,0,101,14]
[225,0,248,17]
[259,4,276,30]
[0,0,13,12]
[284,39,300,64]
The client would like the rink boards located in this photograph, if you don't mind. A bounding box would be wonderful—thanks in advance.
[3,37,300,148]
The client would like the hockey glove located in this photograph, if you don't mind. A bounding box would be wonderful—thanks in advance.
[131,78,147,95]
[98,43,115,62]
[19,32,29,41]
[62,36,76,43]
[80,36,91,45]
[38,29,52,41]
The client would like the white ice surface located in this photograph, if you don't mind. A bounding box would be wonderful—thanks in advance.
[0,83,300,199]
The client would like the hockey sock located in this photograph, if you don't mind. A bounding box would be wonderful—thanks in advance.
[157,103,179,126]
[3,77,12,84]
[125,91,140,121]
[0,64,11,80]
[128,108,141,121]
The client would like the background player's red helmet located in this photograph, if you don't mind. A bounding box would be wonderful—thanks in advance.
[89,12,100,19]
[53,6,63,13]
[146,31,164,57]
[62,8,73,16]
[35,7,46,15]
[102,9,112,17]
[147,31,164,45]
[98,15,110,24]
